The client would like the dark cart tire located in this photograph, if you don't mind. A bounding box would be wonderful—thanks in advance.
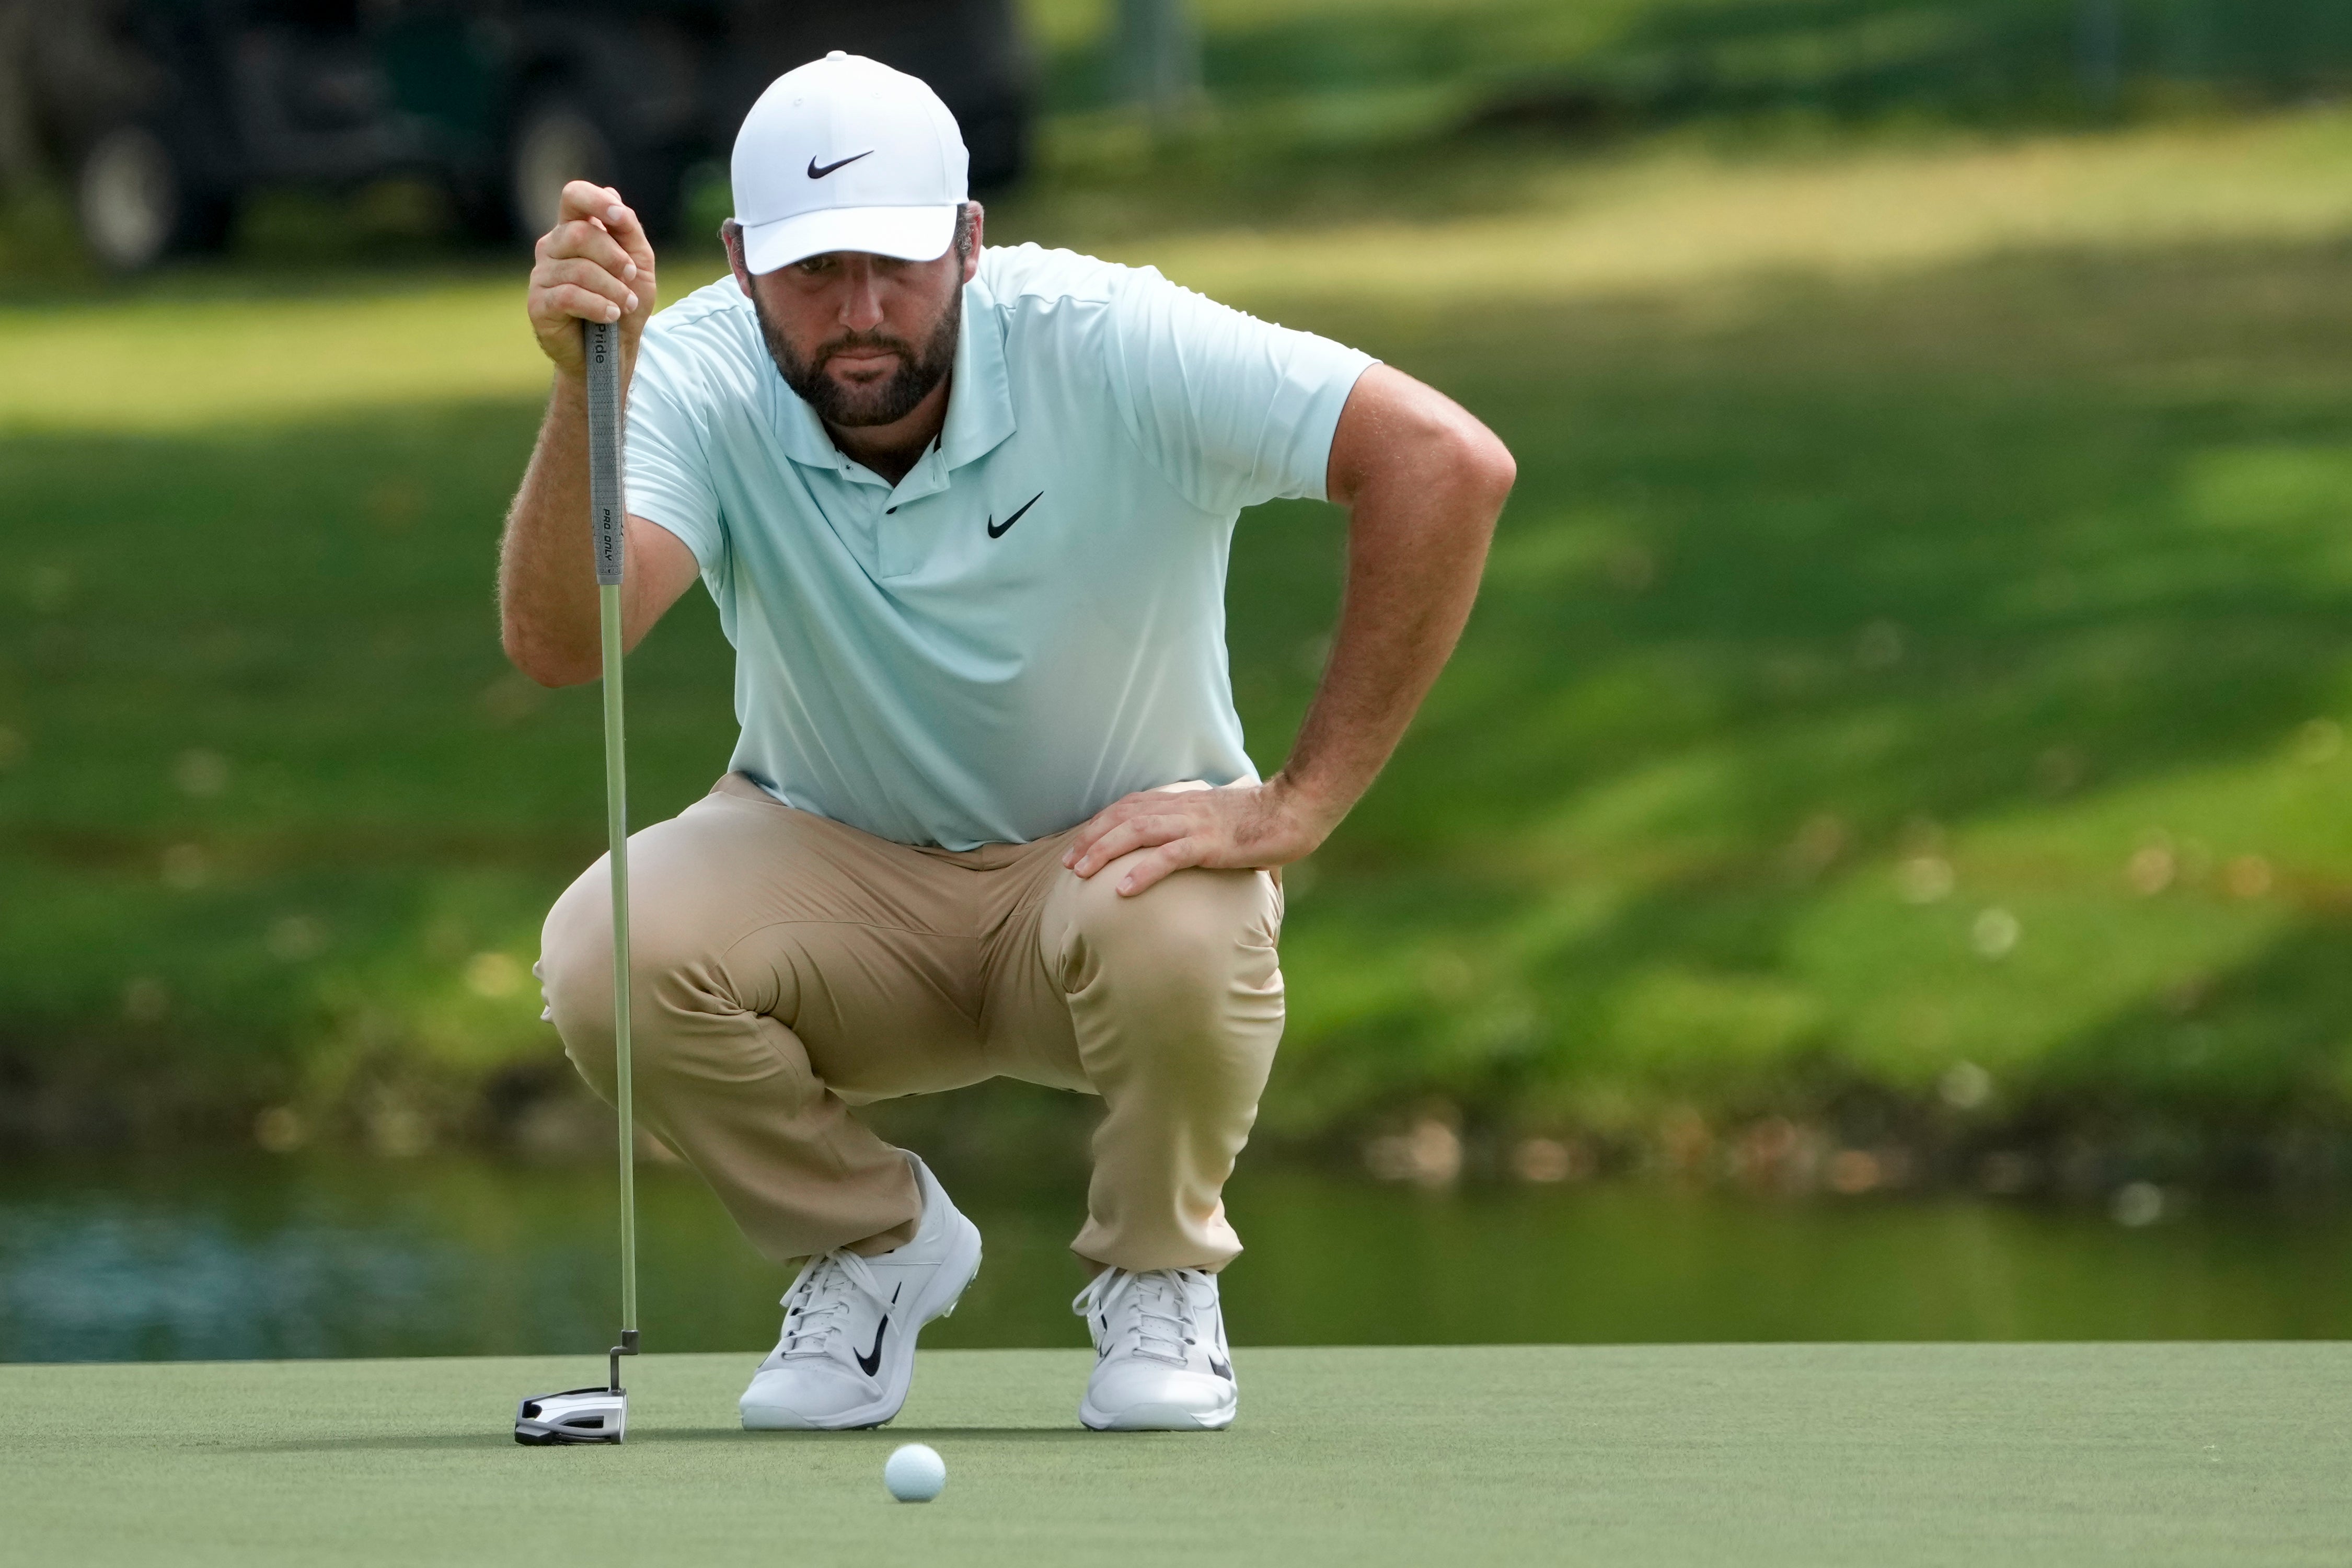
[506,87,683,244]
[74,124,234,271]
[509,90,618,241]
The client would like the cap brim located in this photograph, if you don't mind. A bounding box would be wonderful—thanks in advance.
[739,205,958,273]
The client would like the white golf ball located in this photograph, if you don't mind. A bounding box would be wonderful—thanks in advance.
[883,1442,946,1502]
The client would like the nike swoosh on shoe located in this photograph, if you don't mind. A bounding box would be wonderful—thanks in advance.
[856,1316,889,1377]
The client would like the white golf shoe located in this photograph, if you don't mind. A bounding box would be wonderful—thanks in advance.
[1073,1266,1238,1431]
[738,1153,981,1431]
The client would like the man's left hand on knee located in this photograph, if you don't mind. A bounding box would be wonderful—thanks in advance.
[1062,777,1339,896]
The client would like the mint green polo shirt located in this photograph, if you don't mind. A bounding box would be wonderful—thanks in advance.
[622,243,1376,850]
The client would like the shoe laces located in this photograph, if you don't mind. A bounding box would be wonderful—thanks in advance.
[777,1248,891,1359]
[1073,1267,1204,1367]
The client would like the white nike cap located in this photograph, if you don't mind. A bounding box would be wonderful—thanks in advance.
[730,51,969,275]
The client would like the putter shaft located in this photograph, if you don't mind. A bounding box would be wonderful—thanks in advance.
[585,319,640,1376]
[602,583,636,1343]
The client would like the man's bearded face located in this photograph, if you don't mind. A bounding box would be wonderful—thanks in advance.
[749,272,961,429]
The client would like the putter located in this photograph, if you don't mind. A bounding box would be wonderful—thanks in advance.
[516,317,641,1446]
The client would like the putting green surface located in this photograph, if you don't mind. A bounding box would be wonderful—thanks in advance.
[4,1344,2345,1566]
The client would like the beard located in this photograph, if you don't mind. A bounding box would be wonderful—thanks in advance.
[750,284,961,428]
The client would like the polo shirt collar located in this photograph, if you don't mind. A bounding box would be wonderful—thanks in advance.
[938,274,1014,473]
[763,275,1015,479]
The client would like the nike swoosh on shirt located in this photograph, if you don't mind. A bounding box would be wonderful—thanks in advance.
[807,151,873,179]
[986,491,1043,538]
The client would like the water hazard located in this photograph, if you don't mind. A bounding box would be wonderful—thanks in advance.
[5,1154,2349,1363]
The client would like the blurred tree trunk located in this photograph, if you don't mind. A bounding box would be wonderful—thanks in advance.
[1115,0,1203,128]
[0,0,38,193]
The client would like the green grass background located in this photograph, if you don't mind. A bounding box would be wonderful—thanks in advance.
[5,2,2352,1168]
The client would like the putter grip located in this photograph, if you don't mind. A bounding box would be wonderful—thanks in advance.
[584,319,626,587]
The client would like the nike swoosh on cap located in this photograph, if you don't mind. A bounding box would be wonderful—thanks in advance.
[807,151,873,179]
[986,491,1044,539]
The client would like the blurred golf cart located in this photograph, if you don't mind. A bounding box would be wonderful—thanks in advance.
[0,0,1033,271]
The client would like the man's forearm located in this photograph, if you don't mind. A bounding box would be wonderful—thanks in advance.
[499,375,605,686]
[1274,427,1513,830]
[1051,367,1515,896]
[504,179,686,686]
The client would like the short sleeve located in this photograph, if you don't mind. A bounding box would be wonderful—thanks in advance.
[1101,265,1376,515]
[622,325,724,572]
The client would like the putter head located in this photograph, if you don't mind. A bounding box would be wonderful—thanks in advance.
[514,1386,628,1445]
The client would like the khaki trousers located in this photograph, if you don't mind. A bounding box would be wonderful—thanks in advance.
[538,774,1285,1272]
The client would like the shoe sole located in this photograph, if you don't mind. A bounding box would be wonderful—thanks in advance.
[740,1210,983,1432]
[1077,1394,1237,1432]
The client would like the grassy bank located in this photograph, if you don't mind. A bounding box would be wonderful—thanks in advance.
[6,110,2352,1182]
